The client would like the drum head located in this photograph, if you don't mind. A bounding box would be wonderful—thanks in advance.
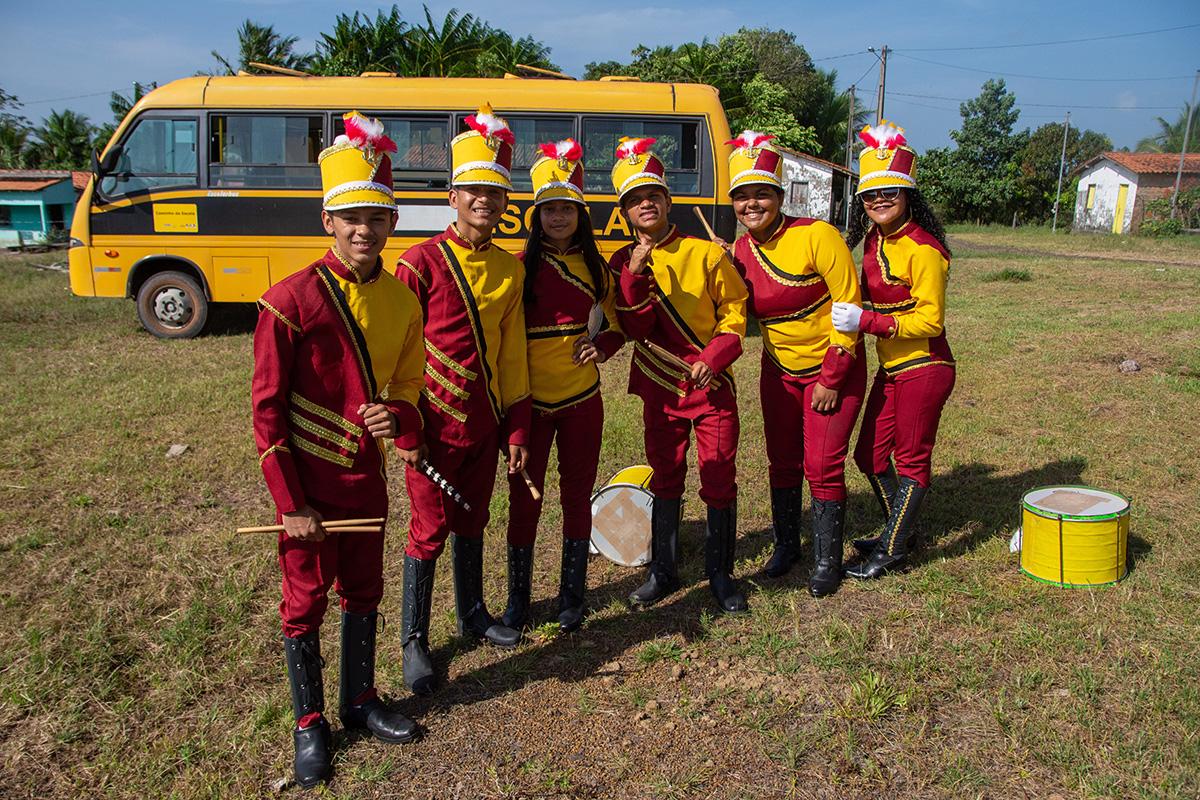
[590,484,653,566]
[1023,486,1129,520]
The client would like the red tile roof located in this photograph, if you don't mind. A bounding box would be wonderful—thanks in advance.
[0,178,64,192]
[1100,152,1200,175]
[72,171,91,191]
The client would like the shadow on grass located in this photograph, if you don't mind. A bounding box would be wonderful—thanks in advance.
[204,302,258,337]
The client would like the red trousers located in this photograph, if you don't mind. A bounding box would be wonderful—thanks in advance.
[404,430,500,560]
[643,390,739,509]
[854,364,956,488]
[760,355,867,500]
[508,393,604,546]
[278,496,387,638]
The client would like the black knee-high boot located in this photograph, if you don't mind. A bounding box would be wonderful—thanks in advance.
[847,477,927,580]
[629,497,681,606]
[284,633,331,789]
[452,535,520,647]
[557,537,590,632]
[853,464,899,555]
[808,498,845,597]
[401,555,436,696]
[705,501,748,613]
[500,543,534,630]
[765,485,804,577]
[339,611,420,744]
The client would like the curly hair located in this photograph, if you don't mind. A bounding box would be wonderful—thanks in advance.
[522,204,609,305]
[845,188,951,255]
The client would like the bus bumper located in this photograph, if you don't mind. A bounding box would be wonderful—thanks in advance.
[68,239,95,297]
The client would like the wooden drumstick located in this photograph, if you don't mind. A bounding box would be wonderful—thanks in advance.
[521,468,542,502]
[645,340,693,373]
[692,206,719,242]
[237,518,384,534]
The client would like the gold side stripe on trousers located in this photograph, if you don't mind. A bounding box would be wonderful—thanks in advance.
[421,386,468,422]
[288,411,359,454]
[425,364,471,400]
[288,392,364,437]
[289,434,355,469]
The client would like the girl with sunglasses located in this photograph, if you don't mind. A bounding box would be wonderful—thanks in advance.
[503,140,625,632]
[833,122,955,580]
[724,132,866,597]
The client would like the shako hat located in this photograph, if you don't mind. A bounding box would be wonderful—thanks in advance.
[530,139,585,205]
[452,103,515,190]
[610,137,668,200]
[319,111,397,210]
[856,121,917,194]
[726,131,783,194]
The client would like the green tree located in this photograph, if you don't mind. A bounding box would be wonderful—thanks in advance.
[212,20,312,75]
[32,109,95,170]
[0,86,31,168]
[474,29,558,77]
[1014,122,1111,223]
[310,7,411,76]
[1136,104,1199,153]
[804,69,870,163]
[737,74,819,154]
[95,82,155,152]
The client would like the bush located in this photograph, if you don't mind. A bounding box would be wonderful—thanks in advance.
[1141,217,1183,237]
[982,267,1032,283]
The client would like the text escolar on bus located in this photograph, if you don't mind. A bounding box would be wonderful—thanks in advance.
[70,74,736,338]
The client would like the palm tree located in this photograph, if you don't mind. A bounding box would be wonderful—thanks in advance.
[802,69,870,164]
[310,7,412,76]
[408,6,490,77]
[95,82,155,152]
[1136,104,1199,153]
[475,31,558,77]
[33,109,94,169]
[212,20,312,75]
[0,120,31,168]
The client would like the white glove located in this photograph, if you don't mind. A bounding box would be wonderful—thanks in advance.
[831,302,863,333]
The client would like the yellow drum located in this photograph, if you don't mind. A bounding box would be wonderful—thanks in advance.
[590,465,654,567]
[1020,485,1129,587]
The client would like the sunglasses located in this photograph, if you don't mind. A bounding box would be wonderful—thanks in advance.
[861,187,903,203]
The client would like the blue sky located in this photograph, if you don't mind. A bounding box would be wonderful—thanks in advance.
[2,0,1197,152]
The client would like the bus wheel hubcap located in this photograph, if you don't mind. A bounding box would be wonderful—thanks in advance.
[154,287,191,326]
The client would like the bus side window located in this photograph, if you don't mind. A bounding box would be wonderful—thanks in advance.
[334,114,450,189]
[582,117,701,196]
[100,117,198,197]
[209,115,323,189]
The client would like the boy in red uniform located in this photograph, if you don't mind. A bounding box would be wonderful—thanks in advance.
[395,104,531,695]
[609,137,751,614]
[252,112,425,789]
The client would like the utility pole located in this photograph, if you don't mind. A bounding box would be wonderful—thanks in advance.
[845,84,856,230]
[1052,111,1071,233]
[868,45,889,123]
[1171,69,1199,220]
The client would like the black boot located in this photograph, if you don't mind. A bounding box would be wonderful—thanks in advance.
[705,502,748,613]
[853,465,899,555]
[808,498,845,598]
[452,535,520,648]
[847,477,927,580]
[629,497,681,606]
[500,544,534,630]
[339,611,419,744]
[557,538,590,632]
[765,486,804,577]
[284,633,331,790]
[401,555,437,696]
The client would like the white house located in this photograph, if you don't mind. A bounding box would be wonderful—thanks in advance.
[777,148,856,228]
[1073,152,1200,234]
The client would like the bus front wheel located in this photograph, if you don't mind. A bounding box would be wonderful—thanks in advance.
[136,271,209,339]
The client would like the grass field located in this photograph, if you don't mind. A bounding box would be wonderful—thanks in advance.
[1,229,1198,799]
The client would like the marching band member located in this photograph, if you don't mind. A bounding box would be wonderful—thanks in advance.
[725,131,866,597]
[394,104,531,694]
[503,140,625,632]
[252,112,424,788]
[832,121,956,580]
[610,137,751,614]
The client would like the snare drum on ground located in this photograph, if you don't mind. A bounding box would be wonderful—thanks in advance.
[1019,485,1130,588]
[590,465,654,567]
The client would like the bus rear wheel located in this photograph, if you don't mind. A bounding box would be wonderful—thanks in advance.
[136,270,209,339]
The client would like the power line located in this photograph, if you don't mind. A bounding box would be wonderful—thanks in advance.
[812,49,872,62]
[898,22,1200,53]
[889,90,1180,111]
[892,52,1195,83]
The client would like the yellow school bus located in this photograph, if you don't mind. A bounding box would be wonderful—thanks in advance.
[69,75,736,337]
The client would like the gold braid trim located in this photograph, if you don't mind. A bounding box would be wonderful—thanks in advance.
[288,392,363,437]
[425,339,477,380]
[289,434,355,468]
[616,294,653,312]
[258,299,300,334]
[422,387,467,422]
[258,443,290,465]
[288,411,359,454]
[397,258,428,288]
[631,352,686,397]
[425,364,470,400]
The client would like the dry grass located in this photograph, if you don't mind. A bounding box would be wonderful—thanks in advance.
[0,232,1198,799]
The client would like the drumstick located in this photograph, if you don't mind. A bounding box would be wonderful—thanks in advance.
[692,206,719,242]
[417,458,473,512]
[500,447,542,501]
[237,519,384,534]
[645,340,693,373]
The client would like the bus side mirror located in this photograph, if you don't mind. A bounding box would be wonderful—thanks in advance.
[95,145,122,175]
